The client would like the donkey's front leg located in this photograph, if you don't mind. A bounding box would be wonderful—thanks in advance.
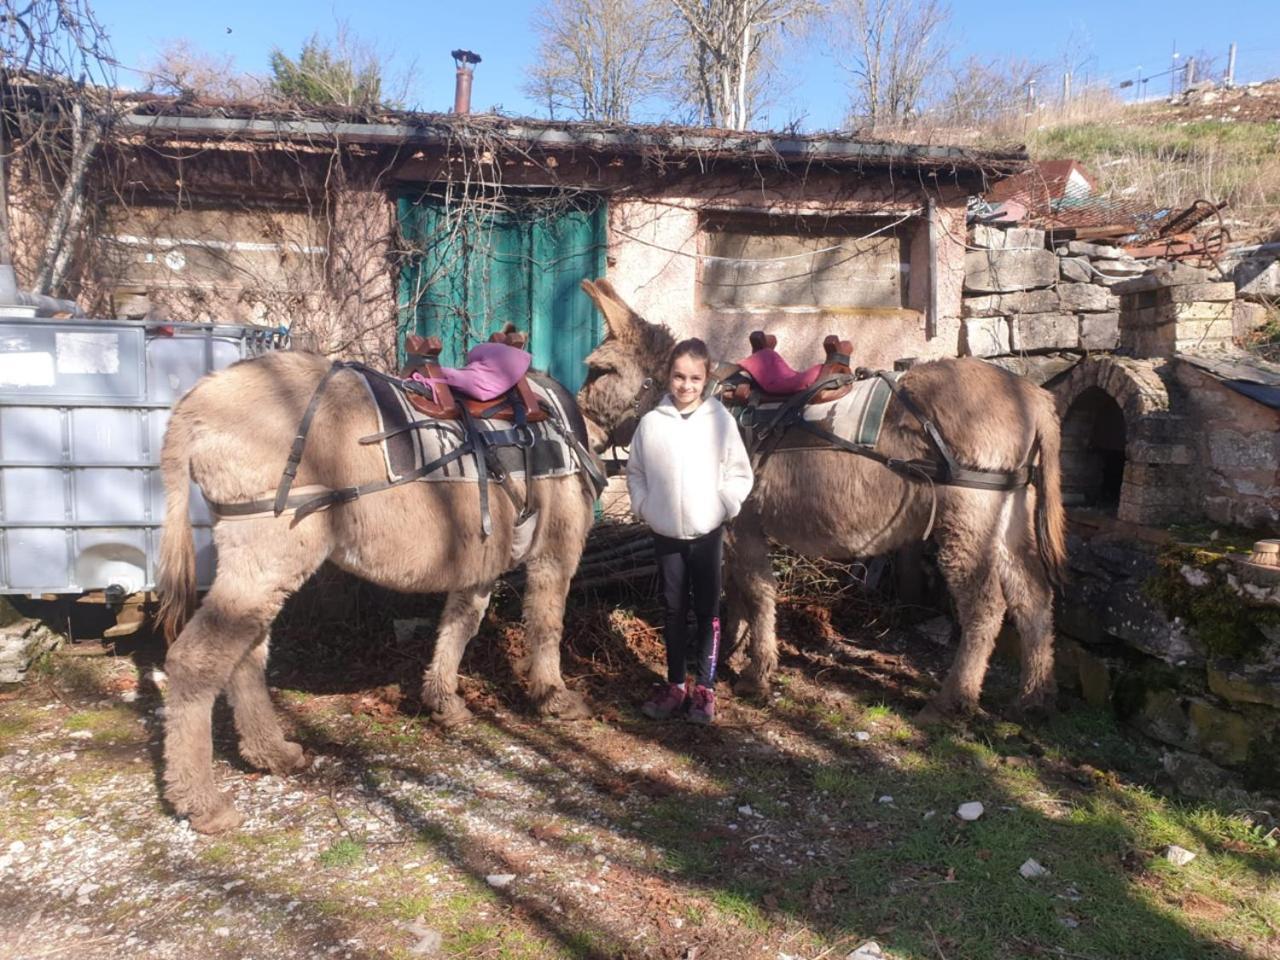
[422,582,494,728]
[726,510,779,698]
[519,554,590,720]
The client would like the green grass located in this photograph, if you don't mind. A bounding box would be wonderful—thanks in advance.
[316,838,366,868]
[1028,118,1280,214]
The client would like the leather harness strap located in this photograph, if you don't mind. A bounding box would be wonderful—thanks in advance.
[213,360,605,535]
[733,368,1035,493]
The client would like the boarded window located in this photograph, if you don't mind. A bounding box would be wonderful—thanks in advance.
[99,205,327,322]
[699,213,909,310]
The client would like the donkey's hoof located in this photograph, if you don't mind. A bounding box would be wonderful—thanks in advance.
[733,675,771,700]
[915,703,948,727]
[243,739,308,776]
[188,799,244,835]
[430,699,473,729]
[267,740,309,775]
[538,687,591,721]
[1011,694,1057,724]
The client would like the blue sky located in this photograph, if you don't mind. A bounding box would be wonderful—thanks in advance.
[93,0,1280,131]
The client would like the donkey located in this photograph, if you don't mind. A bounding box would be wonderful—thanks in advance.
[156,350,596,832]
[577,279,1067,721]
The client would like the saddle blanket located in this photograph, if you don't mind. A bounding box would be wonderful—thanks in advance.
[358,370,579,484]
[738,372,899,451]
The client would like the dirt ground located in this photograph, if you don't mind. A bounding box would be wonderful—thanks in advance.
[1,574,1278,960]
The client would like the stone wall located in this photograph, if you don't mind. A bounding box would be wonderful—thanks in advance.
[608,182,970,371]
[1172,364,1280,528]
[960,227,1132,361]
[1056,533,1280,798]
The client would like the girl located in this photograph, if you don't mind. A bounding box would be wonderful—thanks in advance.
[627,338,754,724]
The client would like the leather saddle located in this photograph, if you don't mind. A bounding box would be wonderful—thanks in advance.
[400,331,547,422]
[718,331,855,407]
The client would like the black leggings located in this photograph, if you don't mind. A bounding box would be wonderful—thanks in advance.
[653,527,723,687]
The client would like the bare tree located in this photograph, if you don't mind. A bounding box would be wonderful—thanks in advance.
[525,0,678,122]
[667,0,819,129]
[147,38,262,101]
[833,0,950,130]
[932,56,1047,129]
[1,0,116,293]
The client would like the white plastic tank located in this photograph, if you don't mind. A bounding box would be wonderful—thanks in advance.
[0,312,287,595]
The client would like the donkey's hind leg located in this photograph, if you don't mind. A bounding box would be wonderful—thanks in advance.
[726,511,779,698]
[998,490,1058,718]
[422,582,494,728]
[925,502,1009,721]
[164,528,325,833]
[520,552,590,720]
[227,633,308,775]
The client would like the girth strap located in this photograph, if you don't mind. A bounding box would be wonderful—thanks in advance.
[872,371,1033,491]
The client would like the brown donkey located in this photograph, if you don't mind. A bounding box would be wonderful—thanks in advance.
[577,279,1067,721]
[156,351,596,832]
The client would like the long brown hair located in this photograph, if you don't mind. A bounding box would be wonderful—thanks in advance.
[667,337,711,378]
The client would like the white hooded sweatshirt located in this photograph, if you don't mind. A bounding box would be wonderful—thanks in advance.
[627,395,754,540]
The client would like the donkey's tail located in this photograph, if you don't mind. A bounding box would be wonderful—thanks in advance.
[1032,394,1068,588]
[156,404,199,644]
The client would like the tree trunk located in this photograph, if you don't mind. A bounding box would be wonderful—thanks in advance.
[34,96,101,295]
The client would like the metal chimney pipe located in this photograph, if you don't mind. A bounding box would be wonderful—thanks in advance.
[451,49,481,115]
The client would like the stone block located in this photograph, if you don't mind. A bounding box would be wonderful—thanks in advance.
[1172,301,1233,323]
[1125,441,1194,465]
[1165,282,1237,304]
[964,248,1059,293]
[961,317,1011,357]
[1233,300,1270,339]
[984,353,1080,385]
[1009,313,1078,352]
[1060,257,1092,282]
[1080,312,1120,350]
[1233,257,1280,298]
[1099,579,1206,666]
[961,289,1060,318]
[971,224,1045,250]
[1054,637,1116,708]
[0,619,63,684]
[1058,282,1113,312]
[1208,429,1280,471]
[1092,257,1146,275]
[1066,240,1122,258]
[1187,700,1253,766]
[1208,660,1280,709]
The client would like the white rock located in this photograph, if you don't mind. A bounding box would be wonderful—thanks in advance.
[1164,844,1197,866]
[847,941,884,960]
[214,927,230,938]
[737,805,755,817]
[8,841,25,854]
[878,795,894,804]
[120,690,138,703]
[405,917,443,956]
[1019,858,1050,879]
[853,730,872,742]
[956,801,985,821]
[75,882,100,897]
[485,873,516,889]
[67,730,93,740]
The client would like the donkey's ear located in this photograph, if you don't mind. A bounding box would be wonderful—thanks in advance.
[580,277,645,343]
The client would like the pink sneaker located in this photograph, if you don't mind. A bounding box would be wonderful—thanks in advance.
[687,685,716,725]
[641,682,687,720]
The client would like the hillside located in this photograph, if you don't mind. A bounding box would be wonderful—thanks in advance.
[1026,80,1280,245]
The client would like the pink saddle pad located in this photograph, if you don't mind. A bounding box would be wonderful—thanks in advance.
[737,348,822,394]
[411,341,532,402]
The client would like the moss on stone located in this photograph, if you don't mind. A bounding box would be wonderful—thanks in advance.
[1145,545,1278,659]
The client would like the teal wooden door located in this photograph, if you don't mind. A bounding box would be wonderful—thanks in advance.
[397,196,606,393]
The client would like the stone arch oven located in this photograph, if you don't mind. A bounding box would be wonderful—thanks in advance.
[1049,356,1188,525]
